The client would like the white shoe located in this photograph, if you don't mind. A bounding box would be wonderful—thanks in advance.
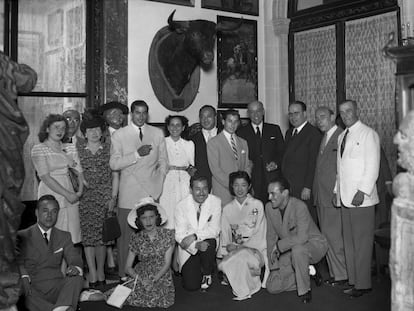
[201,275,212,290]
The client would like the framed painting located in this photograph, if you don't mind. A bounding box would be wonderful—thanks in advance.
[217,16,258,108]
[147,0,194,6]
[202,0,259,16]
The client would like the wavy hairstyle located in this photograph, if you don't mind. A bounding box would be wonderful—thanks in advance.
[38,114,68,143]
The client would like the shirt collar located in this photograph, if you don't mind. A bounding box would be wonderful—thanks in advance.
[131,122,146,133]
[202,127,217,140]
[294,121,307,134]
[250,122,263,133]
[37,224,51,239]
[347,120,361,132]
[223,129,234,141]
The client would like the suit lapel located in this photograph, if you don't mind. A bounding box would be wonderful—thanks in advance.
[219,132,235,159]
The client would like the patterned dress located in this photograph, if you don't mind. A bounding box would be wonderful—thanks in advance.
[31,143,83,243]
[123,227,175,308]
[78,141,112,246]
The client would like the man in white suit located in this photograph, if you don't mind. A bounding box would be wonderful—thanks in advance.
[207,109,251,206]
[175,175,221,291]
[335,100,380,298]
[110,100,168,280]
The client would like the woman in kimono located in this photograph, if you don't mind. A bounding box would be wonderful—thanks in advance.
[218,170,268,300]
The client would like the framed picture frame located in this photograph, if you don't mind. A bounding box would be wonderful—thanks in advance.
[202,0,259,16]
[217,16,258,109]
[147,0,194,7]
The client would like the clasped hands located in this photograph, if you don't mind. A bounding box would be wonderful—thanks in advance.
[180,234,210,252]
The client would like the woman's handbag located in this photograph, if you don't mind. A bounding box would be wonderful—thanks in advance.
[106,276,138,308]
[68,167,79,192]
[102,213,121,242]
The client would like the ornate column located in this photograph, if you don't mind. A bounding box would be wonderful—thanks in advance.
[263,0,290,132]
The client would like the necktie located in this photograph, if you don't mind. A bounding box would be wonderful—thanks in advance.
[230,135,238,160]
[43,232,48,245]
[320,133,327,154]
[139,127,143,141]
[340,129,349,157]
[197,204,201,221]
[256,126,261,138]
[207,131,213,142]
[292,129,298,138]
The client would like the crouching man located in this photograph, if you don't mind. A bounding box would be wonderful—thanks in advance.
[265,178,328,303]
[17,195,83,311]
[175,175,221,291]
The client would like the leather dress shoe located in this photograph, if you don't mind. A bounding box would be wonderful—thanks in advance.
[311,269,323,287]
[344,287,372,298]
[324,278,348,287]
[299,290,312,303]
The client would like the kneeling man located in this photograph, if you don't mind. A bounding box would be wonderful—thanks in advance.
[265,178,328,303]
[18,195,83,311]
[175,175,221,291]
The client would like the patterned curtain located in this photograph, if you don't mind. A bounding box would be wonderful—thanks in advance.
[294,25,336,125]
[345,11,398,174]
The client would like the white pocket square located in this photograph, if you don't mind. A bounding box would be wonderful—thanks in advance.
[241,150,246,154]
[270,136,276,139]
[54,248,63,254]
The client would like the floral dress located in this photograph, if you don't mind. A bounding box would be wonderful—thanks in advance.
[78,141,112,246]
[116,227,175,308]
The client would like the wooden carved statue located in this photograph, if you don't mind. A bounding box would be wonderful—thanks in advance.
[390,110,414,311]
[0,52,37,310]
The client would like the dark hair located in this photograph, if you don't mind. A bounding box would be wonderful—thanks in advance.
[268,176,291,192]
[229,171,251,196]
[190,174,209,188]
[37,194,59,209]
[289,100,307,112]
[222,109,240,121]
[130,100,149,113]
[165,115,189,134]
[199,105,216,116]
[80,116,107,135]
[38,114,69,143]
[134,204,162,231]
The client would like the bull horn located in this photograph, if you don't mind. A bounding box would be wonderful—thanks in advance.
[216,18,243,32]
[167,10,189,31]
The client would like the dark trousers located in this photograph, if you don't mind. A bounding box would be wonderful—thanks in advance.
[181,238,217,291]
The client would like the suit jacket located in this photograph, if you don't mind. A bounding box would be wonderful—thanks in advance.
[282,122,322,198]
[265,197,327,268]
[336,120,380,207]
[110,123,168,208]
[190,131,213,188]
[17,225,83,285]
[313,126,343,208]
[175,194,222,270]
[207,132,252,205]
[237,123,284,201]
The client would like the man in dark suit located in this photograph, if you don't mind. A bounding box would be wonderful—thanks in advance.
[237,101,284,203]
[282,101,322,223]
[17,195,83,311]
[313,107,347,286]
[190,105,218,190]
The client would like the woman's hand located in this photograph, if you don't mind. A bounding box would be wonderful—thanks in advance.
[141,278,154,291]
[226,243,238,253]
[66,191,79,204]
[107,197,117,213]
[186,165,197,177]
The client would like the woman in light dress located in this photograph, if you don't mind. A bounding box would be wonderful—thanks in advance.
[160,115,196,230]
[31,114,84,244]
[218,171,268,300]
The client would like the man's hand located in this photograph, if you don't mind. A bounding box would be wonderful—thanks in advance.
[250,267,261,276]
[66,265,80,277]
[301,187,311,201]
[195,241,210,252]
[266,161,278,172]
[332,194,341,208]
[180,234,196,249]
[21,277,31,296]
[138,144,152,157]
[351,190,365,207]
[270,243,280,265]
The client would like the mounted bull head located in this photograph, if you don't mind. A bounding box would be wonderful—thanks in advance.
[156,10,241,96]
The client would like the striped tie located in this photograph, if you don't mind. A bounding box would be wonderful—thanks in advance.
[231,135,238,160]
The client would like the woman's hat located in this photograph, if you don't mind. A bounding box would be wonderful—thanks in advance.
[127,197,167,229]
[100,101,129,115]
